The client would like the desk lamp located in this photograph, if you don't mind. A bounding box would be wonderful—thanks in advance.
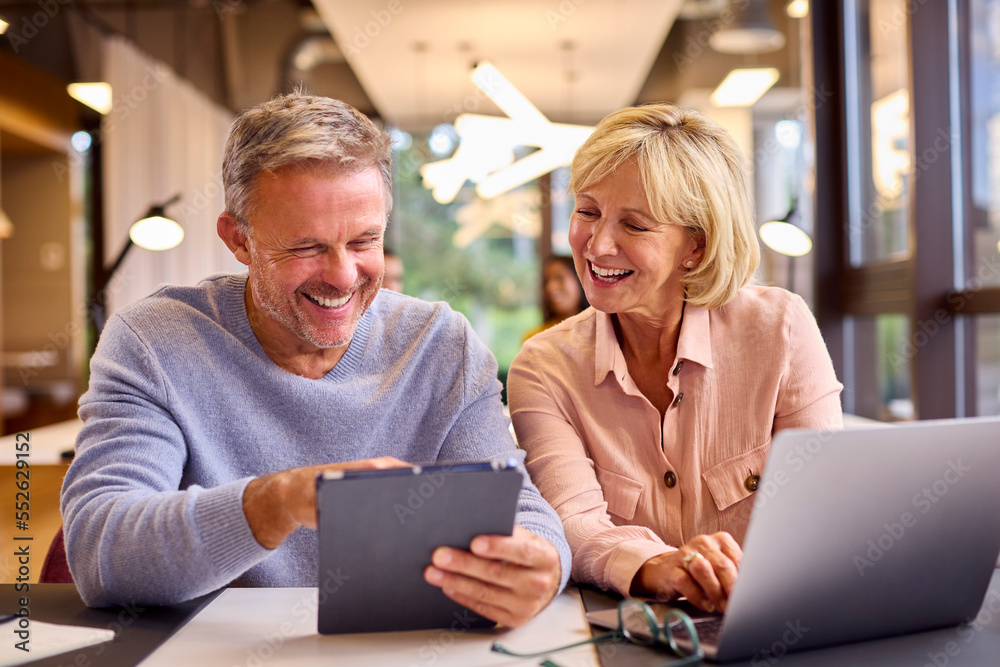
[93,194,184,332]
[759,201,812,292]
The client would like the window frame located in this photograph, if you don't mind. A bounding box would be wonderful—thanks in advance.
[812,0,990,419]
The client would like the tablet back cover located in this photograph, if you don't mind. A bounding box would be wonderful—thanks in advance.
[316,464,522,634]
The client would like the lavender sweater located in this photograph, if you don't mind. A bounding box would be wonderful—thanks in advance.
[62,273,570,607]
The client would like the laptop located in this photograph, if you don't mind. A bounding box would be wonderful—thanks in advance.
[588,417,1000,662]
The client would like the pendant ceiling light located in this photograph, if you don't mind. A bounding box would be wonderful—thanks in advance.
[709,0,786,54]
[420,62,593,204]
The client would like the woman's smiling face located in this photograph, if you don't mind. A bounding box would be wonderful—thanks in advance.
[568,159,703,320]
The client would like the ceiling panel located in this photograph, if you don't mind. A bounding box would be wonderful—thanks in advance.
[312,0,683,129]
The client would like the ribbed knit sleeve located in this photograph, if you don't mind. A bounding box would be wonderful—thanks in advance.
[62,312,272,607]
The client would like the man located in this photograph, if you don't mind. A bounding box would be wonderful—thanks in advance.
[382,246,405,293]
[61,94,569,628]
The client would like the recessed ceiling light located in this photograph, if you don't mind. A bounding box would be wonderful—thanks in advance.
[0,18,9,34]
[67,82,113,115]
[710,68,780,107]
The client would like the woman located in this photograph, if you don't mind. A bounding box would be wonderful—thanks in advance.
[523,256,590,341]
[507,104,842,614]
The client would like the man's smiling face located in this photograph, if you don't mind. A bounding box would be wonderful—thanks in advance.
[243,164,386,354]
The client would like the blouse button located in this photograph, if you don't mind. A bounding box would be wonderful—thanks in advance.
[745,474,761,492]
[673,361,684,375]
[663,471,677,488]
[672,393,684,407]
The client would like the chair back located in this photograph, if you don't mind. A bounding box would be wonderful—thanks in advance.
[40,527,73,583]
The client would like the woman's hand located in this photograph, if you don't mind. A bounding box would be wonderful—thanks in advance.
[631,531,742,613]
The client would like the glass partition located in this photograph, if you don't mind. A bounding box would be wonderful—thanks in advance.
[847,0,912,265]
[969,0,1000,288]
[391,133,541,378]
[971,0,1000,415]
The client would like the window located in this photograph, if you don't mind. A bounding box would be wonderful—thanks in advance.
[970,0,1000,413]
[390,133,541,379]
[836,0,917,419]
[814,0,983,420]
[856,0,912,264]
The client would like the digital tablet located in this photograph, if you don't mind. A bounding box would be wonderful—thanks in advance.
[315,458,523,634]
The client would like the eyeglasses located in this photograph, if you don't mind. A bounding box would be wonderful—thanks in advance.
[490,599,704,665]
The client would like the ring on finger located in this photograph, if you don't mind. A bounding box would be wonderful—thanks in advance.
[682,550,703,572]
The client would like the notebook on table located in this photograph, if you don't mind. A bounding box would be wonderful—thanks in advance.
[588,417,1000,662]
[316,458,523,634]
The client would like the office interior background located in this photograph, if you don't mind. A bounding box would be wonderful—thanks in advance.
[0,0,997,437]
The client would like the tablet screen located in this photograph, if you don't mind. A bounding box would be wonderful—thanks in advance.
[316,459,523,634]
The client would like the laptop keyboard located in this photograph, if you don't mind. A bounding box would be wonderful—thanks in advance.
[690,616,723,645]
[665,613,724,653]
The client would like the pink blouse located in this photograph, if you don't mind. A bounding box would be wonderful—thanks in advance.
[508,285,843,596]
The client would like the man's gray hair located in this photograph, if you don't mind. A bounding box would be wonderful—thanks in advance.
[223,93,393,232]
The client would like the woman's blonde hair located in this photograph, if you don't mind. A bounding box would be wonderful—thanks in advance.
[569,103,759,309]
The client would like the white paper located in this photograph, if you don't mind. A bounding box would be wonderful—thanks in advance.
[0,619,115,666]
[142,588,598,666]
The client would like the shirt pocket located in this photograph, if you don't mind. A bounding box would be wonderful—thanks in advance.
[701,440,771,511]
[593,464,644,521]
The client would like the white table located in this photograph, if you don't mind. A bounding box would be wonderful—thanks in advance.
[141,588,600,666]
[0,417,82,464]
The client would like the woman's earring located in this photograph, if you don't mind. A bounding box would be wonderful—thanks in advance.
[685,260,695,268]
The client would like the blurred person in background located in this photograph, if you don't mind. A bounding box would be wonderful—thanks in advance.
[383,246,405,293]
[522,255,589,342]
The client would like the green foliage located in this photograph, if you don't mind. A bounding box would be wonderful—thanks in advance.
[876,314,911,402]
[390,135,542,373]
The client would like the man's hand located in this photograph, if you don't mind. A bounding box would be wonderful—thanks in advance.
[242,457,409,549]
[631,531,743,613]
[423,525,562,628]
